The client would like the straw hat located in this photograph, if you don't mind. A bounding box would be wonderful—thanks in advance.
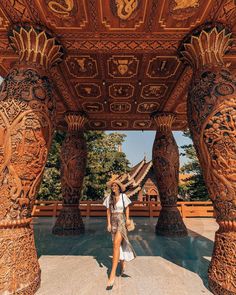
[107,175,126,192]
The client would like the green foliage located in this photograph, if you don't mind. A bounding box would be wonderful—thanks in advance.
[83,131,130,200]
[37,130,130,201]
[180,130,209,200]
[37,131,65,200]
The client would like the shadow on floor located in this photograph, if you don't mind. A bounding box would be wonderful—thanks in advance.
[34,217,214,290]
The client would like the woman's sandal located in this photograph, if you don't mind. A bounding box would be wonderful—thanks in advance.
[106,278,115,291]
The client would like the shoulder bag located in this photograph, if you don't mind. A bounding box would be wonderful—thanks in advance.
[122,194,135,232]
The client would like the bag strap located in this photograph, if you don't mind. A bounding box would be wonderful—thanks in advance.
[121,193,126,215]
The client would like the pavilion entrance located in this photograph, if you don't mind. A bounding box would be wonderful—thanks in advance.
[0,1,235,294]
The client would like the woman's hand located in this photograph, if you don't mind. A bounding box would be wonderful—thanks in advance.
[107,224,111,232]
[126,219,131,227]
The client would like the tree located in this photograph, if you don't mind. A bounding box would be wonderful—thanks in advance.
[83,131,130,200]
[37,130,65,200]
[37,130,130,201]
[180,130,209,200]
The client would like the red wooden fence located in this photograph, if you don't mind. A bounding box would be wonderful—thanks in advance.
[32,200,214,218]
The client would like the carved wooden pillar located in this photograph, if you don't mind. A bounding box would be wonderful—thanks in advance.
[52,112,87,235]
[0,25,63,294]
[152,113,187,237]
[179,22,236,294]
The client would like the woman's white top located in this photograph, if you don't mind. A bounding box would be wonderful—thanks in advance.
[103,193,131,213]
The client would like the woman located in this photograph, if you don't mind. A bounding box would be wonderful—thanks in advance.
[103,179,136,290]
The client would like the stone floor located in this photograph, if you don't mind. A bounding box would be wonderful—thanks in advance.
[34,217,218,295]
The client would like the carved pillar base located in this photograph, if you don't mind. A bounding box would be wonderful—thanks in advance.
[0,224,40,294]
[52,206,85,235]
[156,206,187,236]
[208,223,236,295]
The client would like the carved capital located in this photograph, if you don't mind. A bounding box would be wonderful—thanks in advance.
[65,112,88,132]
[179,22,232,70]
[152,112,175,132]
[8,24,64,69]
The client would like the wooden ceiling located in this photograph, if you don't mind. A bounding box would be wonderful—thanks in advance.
[0,0,235,130]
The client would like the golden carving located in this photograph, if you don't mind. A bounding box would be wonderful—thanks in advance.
[173,0,199,10]
[179,26,232,70]
[115,0,139,20]
[9,25,64,69]
[65,112,88,131]
[115,59,132,75]
[108,55,139,78]
[47,0,74,17]
[152,113,176,132]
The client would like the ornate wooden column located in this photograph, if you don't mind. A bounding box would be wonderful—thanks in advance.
[52,112,87,235]
[179,22,236,294]
[152,113,187,237]
[0,25,63,294]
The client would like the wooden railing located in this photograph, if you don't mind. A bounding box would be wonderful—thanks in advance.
[32,200,214,218]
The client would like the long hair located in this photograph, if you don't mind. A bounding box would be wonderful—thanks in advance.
[109,184,121,210]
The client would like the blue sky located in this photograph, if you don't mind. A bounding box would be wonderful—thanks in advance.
[107,131,193,167]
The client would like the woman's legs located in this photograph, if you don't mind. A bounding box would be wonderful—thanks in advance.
[108,231,123,283]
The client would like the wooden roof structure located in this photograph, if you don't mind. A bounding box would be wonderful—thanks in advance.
[113,157,153,197]
[0,1,235,130]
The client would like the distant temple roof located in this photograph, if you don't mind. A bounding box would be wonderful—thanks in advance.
[111,158,192,197]
[114,157,153,198]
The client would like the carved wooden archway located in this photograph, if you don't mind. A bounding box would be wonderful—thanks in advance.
[0,1,235,294]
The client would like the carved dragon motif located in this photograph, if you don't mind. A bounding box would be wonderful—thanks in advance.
[48,0,74,17]
[115,0,138,20]
[173,0,199,10]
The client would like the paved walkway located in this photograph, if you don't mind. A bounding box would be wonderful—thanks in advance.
[34,217,217,295]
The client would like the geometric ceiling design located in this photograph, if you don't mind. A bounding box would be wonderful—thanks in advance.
[0,0,235,130]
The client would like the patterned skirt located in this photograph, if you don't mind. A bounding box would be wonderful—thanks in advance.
[111,212,136,261]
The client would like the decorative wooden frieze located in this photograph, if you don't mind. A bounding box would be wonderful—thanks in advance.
[179,22,236,295]
[152,112,187,237]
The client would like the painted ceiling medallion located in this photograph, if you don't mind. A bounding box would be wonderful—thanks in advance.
[108,55,139,78]
[89,121,106,128]
[110,102,131,113]
[137,102,159,113]
[76,83,101,99]
[111,120,129,128]
[66,56,98,78]
[111,0,139,20]
[141,84,167,99]
[133,120,151,128]
[109,84,134,99]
